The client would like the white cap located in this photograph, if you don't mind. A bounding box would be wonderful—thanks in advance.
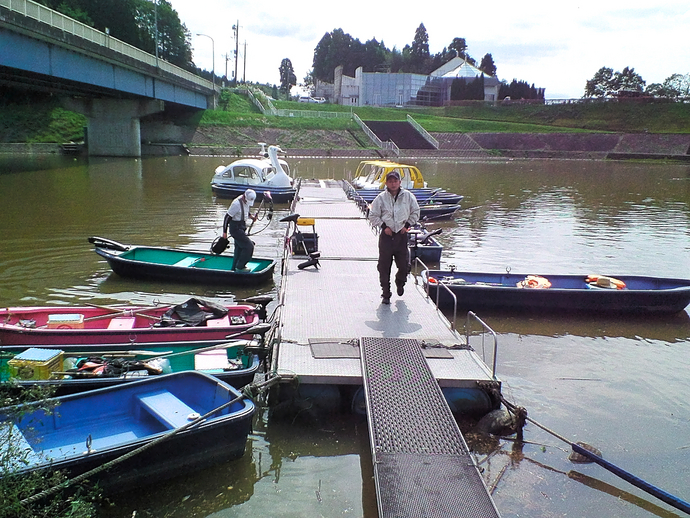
[244,189,257,205]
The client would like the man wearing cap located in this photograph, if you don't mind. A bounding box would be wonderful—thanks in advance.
[368,170,420,304]
[223,189,258,271]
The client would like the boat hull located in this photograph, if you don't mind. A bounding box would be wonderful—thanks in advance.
[423,270,690,314]
[409,238,442,263]
[0,304,260,346]
[419,204,460,220]
[0,342,260,395]
[0,372,255,493]
[93,243,276,286]
[211,182,296,203]
[353,189,463,205]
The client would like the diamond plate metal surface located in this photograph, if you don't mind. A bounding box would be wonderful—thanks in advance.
[360,337,466,455]
[376,453,501,518]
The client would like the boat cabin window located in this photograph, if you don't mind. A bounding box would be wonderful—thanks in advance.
[264,166,276,180]
[232,165,261,185]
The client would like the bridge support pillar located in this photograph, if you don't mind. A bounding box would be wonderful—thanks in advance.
[63,98,165,157]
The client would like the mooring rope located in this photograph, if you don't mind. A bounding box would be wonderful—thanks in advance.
[499,394,690,515]
[19,374,289,507]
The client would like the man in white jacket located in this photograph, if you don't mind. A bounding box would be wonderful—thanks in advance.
[368,171,420,304]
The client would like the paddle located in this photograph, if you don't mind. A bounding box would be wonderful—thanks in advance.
[501,397,690,514]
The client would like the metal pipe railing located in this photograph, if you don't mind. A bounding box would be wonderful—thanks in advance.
[465,311,498,379]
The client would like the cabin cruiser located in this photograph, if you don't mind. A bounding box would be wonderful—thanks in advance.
[211,144,296,203]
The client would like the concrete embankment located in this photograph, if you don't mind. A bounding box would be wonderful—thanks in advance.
[3,129,690,160]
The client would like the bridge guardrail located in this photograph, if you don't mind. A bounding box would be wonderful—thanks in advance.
[1,0,213,91]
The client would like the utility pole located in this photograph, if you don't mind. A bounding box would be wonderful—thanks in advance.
[243,41,247,83]
[222,53,232,84]
[232,20,239,86]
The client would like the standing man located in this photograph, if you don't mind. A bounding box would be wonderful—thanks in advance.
[368,171,420,304]
[223,189,258,271]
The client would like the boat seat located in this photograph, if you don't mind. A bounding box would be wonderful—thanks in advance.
[173,256,200,267]
[206,315,230,327]
[107,317,136,330]
[137,390,199,429]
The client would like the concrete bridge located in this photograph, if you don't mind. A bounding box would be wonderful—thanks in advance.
[0,0,215,156]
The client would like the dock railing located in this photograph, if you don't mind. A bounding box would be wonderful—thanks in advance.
[465,311,498,379]
[413,259,499,379]
[413,257,458,331]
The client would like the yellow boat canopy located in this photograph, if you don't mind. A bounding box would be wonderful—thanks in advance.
[352,160,427,189]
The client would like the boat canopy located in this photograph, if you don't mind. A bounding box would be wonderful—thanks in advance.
[352,160,426,189]
[213,159,276,186]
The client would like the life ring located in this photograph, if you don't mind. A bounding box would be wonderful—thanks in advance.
[516,275,551,289]
[428,276,438,285]
[585,274,626,289]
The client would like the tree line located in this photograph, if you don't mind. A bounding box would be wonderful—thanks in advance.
[303,24,543,101]
[585,67,690,99]
[33,0,197,73]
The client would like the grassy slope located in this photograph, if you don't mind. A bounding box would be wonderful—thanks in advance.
[2,91,690,144]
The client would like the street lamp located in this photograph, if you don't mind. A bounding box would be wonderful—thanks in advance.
[196,33,215,90]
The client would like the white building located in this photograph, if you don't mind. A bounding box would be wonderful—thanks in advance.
[315,57,500,107]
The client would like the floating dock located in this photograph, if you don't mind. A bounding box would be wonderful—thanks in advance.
[273,180,501,517]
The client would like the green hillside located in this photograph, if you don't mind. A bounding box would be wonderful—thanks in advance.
[2,90,690,145]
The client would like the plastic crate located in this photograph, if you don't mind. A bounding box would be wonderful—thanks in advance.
[291,232,318,255]
[8,348,64,380]
[47,313,84,329]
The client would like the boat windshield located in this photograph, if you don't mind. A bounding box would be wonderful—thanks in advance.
[229,165,264,185]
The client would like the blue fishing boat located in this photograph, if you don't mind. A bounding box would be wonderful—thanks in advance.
[408,227,443,263]
[0,371,255,492]
[423,269,690,314]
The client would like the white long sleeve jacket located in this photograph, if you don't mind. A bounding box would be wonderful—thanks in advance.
[368,188,420,233]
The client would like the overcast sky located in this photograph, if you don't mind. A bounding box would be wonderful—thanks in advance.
[168,0,690,99]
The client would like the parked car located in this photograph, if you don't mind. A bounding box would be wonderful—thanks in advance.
[299,96,326,104]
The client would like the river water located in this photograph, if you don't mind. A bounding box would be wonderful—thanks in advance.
[1,154,689,517]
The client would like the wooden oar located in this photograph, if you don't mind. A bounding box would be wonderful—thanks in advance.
[84,302,163,321]
[61,350,171,357]
[144,322,272,362]
[144,340,249,361]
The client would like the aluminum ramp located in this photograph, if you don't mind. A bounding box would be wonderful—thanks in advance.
[361,336,501,518]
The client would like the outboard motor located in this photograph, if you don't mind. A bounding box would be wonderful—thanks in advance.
[298,251,321,270]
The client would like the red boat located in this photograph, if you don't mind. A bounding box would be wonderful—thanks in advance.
[0,298,265,347]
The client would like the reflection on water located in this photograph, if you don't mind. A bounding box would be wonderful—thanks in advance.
[1,155,689,517]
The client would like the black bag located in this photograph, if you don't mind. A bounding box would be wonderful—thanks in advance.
[211,236,229,255]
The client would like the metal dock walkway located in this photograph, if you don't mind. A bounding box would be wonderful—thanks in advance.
[274,180,501,517]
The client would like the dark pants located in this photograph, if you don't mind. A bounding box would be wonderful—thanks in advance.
[377,232,409,297]
[229,221,254,270]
